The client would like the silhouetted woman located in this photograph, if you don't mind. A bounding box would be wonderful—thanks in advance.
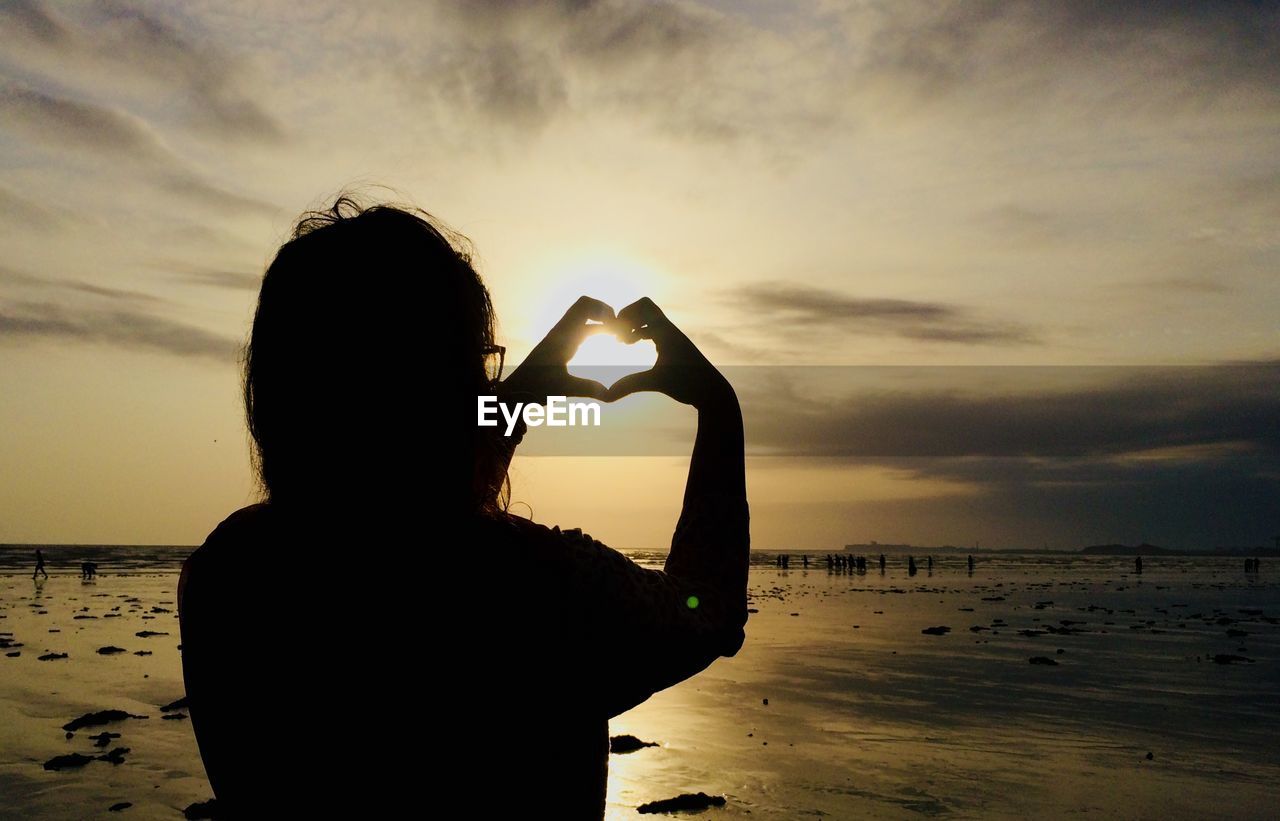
[177,196,749,818]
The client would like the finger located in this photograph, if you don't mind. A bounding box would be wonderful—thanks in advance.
[615,297,666,332]
[562,375,609,401]
[617,326,654,345]
[579,321,613,339]
[604,368,663,402]
[549,298,616,355]
[547,321,607,361]
[559,295,616,329]
[606,315,636,339]
[538,300,615,360]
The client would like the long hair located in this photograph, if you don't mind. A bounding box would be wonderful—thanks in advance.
[242,194,511,516]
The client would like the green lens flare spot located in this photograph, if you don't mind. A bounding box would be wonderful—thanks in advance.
[686,595,700,610]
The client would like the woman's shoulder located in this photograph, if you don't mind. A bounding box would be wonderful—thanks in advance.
[478,511,621,564]
[213,502,273,534]
[182,504,273,578]
[483,510,604,545]
[198,503,273,551]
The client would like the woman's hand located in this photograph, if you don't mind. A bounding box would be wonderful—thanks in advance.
[606,297,735,411]
[497,296,615,404]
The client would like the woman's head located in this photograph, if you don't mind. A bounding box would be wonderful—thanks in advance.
[244,194,509,514]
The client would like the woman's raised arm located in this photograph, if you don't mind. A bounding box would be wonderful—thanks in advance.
[488,296,749,718]
[572,298,750,717]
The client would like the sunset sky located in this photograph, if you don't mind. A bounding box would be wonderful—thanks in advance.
[1,1,1277,549]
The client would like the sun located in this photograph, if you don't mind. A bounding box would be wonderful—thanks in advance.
[519,251,667,369]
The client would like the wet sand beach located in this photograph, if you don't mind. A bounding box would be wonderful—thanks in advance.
[2,551,1277,818]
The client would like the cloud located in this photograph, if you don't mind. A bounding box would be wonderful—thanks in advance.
[63,280,162,303]
[851,0,1280,111]
[0,184,70,231]
[0,0,283,142]
[728,283,1038,346]
[0,83,165,155]
[738,361,1280,459]
[1131,276,1231,295]
[0,83,277,216]
[426,40,569,131]
[1188,171,1280,250]
[157,174,279,217]
[150,260,261,291]
[406,0,828,149]
[973,204,1070,246]
[0,265,238,360]
[0,266,153,300]
[774,452,1279,549]
[0,0,68,45]
[421,0,1280,153]
[445,0,722,66]
[418,0,714,133]
[871,448,1278,549]
[735,361,1280,547]
[0,298,238,361]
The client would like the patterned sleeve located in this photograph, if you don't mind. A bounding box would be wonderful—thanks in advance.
[522,492,750,719]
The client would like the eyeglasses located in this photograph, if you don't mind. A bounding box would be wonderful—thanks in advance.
[482,344,505,386]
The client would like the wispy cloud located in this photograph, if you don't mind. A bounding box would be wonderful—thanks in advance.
[149,260,261,291]
[0,184,70,231]
[0,265,236,360]
[0,0,67,45]
[404,0,832,150]
[728,283,1039,346]
[850,0,1280,111]
[0,83,163,155]
[418,40,569,132]
[1131,276,1232,295]
[0,0,284,142]
[0,298,238,361]
[0,266,159,302]
[0,82,277,216]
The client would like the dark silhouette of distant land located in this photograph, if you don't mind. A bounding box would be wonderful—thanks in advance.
[844,542,969,553]
[1080,543,1176,556]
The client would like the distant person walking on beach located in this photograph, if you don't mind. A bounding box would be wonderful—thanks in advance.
[968,554,975,573]
[879,553,886,573]
[1135,556,1143,574]
[908,556,918,576]
[81,561,98,580]
[177,196,749,819]
[33,548,47,580]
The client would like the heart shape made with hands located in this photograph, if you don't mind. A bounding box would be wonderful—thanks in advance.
[566,325,657,391]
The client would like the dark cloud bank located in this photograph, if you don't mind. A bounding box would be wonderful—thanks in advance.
[736,362,1279,549]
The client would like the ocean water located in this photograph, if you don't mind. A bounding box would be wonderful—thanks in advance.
[0,545,193,574]
[1,551,1277,819]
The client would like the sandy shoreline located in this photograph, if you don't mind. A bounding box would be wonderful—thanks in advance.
[2,557,1278,818]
